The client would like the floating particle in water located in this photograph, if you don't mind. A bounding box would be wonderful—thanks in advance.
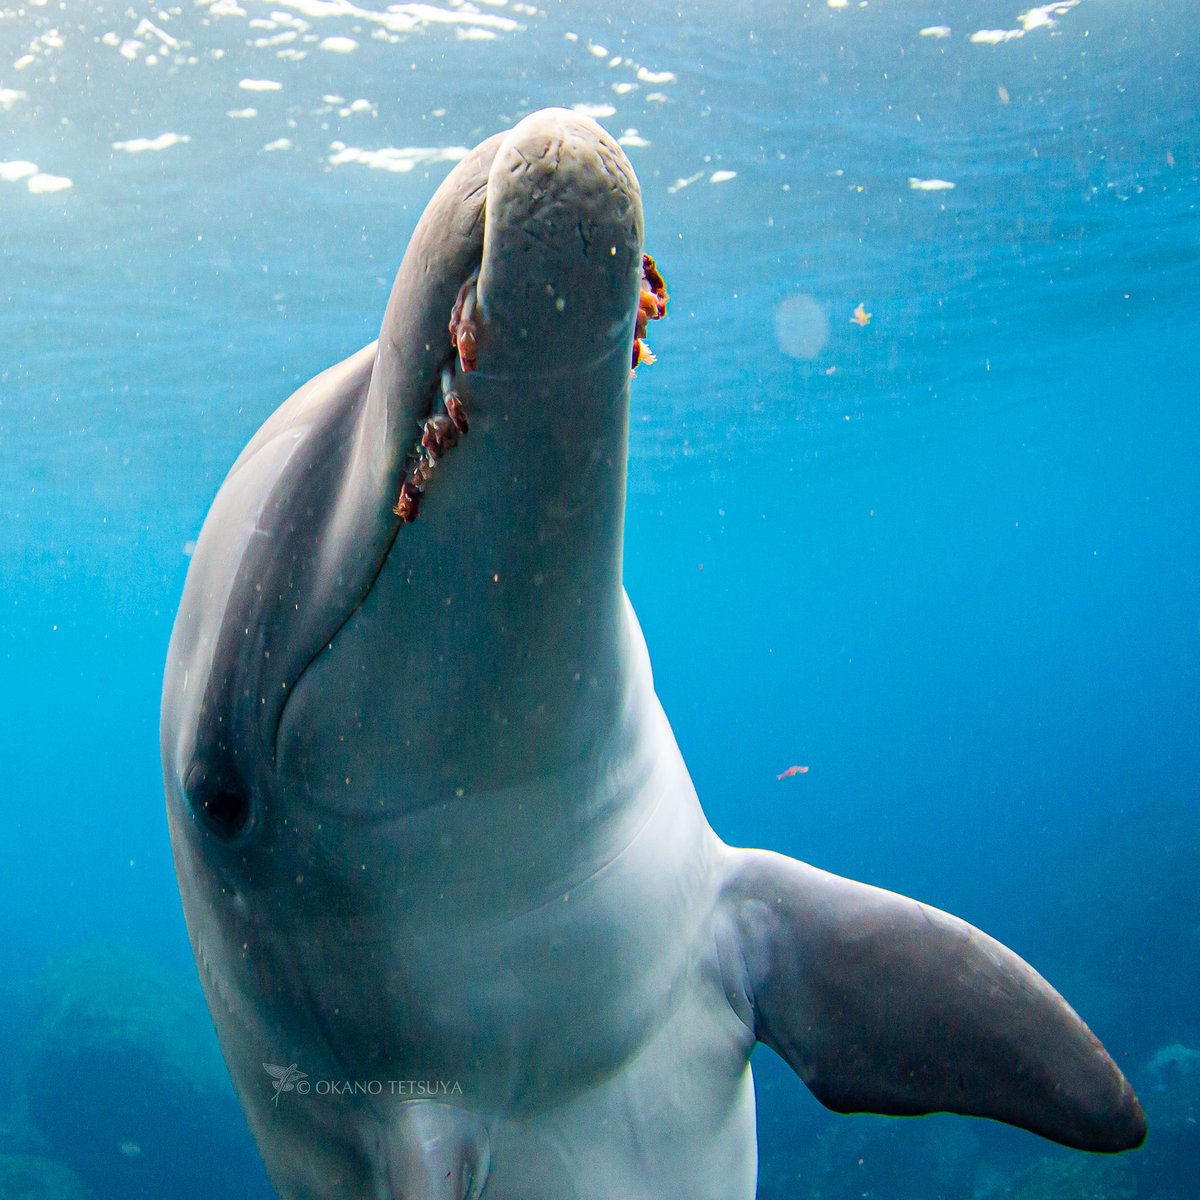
[851,302,871,327]
[774,293,830,360]
[908,176,955,192]
[777,765,810,780]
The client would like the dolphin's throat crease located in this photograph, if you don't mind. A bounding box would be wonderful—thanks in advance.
[162,109,1144,1200]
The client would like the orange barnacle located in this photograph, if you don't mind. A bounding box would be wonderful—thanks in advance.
[642,253,668,318]
[636,288,660,341]
[633,340,656,369]
[632,253,669,374]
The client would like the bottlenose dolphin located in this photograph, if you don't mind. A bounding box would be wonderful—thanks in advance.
[162,108,1144,1200]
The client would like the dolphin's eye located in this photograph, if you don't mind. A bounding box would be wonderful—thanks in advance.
[199,789,250,840]
[184,761,252,841]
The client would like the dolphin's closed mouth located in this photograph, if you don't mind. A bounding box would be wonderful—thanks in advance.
[391,251,668,526]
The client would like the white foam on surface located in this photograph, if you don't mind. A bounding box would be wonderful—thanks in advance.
[269,0,518,36]
[27,172,73,193]
[1021,1,1080,31]
[571,102,616,119]
[667,170,704,194]
[971,2,1079,45]
[239,78,283,91]
[908,176,955,191]
[113,132,191,153]
[319,35,358,52]
[970,28,1024,43]
[327,142,469,172]
[0,160,39,182]
[134,17,180,48]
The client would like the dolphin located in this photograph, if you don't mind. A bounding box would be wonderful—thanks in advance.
[162,108,1145,1200]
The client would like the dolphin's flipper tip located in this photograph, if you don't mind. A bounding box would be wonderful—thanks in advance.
[718,848,1146,1153]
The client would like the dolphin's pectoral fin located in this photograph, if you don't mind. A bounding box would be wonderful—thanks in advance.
[381,1102,490,1200]
[718,848,1145,1152]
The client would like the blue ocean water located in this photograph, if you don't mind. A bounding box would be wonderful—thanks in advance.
[2,0,1197,1197]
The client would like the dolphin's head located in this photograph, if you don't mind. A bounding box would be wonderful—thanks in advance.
[164,110,655,886]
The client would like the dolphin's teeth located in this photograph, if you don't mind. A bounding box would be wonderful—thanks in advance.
[393,312,473,524]
[445,390,469,436]
[421,413,458,461]
[449,269,480,372]
[438,364,469,436]
[392,479,422,523]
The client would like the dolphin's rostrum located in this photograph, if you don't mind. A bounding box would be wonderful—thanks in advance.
[162,108,1144,1200]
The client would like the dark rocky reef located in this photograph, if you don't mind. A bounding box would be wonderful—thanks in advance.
[0,1153,91,1200]
[22,944,269,1200]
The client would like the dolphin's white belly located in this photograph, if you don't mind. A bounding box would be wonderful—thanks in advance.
[217,669,757,1199]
